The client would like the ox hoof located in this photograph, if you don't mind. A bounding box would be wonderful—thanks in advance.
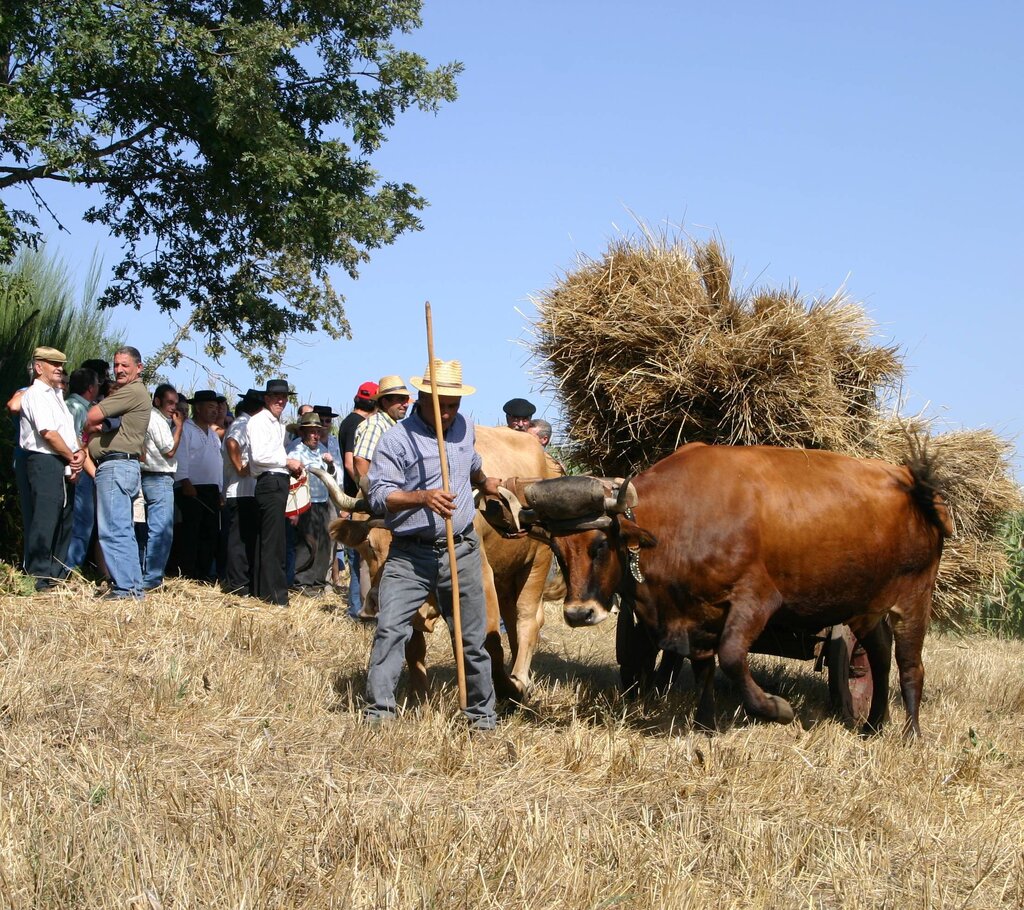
[768,695,795,724]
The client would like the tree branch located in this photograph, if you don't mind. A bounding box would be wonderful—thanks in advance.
[0,123,158,189]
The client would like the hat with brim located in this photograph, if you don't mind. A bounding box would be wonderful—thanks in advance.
[190,389,218,404]
[244,388,265,402]
[286,412,324,434]
[33,346,67,364]
[374,375,412,400]
[313,405,339,420]
[409,359,476,397]
[262,379,290,396]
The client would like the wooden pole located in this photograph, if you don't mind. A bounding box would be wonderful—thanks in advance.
[424,302,468,710]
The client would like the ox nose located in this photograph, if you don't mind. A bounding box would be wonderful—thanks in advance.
[563,601,605,627]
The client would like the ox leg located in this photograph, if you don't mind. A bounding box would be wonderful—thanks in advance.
[891,592,930,739]
[856,619,893,736]
[505,557,549,699]
[481,554,518,701]
[404,630,428,703]
[690,652,717,732]
[717,587,794,724]
[616,603,658,696]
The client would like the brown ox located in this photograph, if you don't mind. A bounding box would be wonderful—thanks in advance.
[525,443,951,735]
[326,426,557,702]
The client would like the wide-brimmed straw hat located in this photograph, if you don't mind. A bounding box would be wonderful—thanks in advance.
[373,375,412,400]
[286,412,324,434]
[409,359,476,397]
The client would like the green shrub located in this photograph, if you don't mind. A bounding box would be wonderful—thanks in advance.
[981,512,1024,638]
[0,247,123,564]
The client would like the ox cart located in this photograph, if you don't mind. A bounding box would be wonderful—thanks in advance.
[615,607,875,727]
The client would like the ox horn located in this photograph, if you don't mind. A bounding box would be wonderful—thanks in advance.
[307,465,369,513]
[604,476,636,514]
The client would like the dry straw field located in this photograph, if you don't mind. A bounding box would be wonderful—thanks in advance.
[2,575,1023,909]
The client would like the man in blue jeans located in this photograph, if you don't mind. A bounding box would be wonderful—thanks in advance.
[363,359,501,731]
[139,384,184,590]
[86,346,151,598]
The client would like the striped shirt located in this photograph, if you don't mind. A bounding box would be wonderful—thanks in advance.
[367,406,482,538]
[352,410,396,462]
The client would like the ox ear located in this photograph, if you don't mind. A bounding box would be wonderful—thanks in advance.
[617,517,657,549]
[329,517,371,547]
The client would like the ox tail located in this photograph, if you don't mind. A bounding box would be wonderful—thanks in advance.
[902,432,954,538]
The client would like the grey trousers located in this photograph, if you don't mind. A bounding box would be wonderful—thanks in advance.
[365,531,496,727]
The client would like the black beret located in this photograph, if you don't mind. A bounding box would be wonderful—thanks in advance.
[502,397,536,418]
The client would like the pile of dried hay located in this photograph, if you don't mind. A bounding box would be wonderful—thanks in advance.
[531,232,902,476]
[529,229,1021,625]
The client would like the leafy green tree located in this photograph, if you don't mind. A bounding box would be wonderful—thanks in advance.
[0,2,461,369]
[0,246,123,564]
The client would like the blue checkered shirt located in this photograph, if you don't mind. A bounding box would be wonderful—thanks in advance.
[367,406,482,538]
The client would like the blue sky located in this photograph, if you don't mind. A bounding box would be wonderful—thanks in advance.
[16,2,1023,464]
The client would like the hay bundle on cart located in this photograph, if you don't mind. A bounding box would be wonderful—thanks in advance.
[529,230,1021,625]
[531,234,902,476]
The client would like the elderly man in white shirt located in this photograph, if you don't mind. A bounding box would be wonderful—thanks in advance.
[247,379,303,605]
[19,346,86,590]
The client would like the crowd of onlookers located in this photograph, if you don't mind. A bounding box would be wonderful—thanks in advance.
[8,345,554,610]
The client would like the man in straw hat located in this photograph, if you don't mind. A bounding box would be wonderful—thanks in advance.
[352,374,411,484]
[286,411,338,595]
[19,346,86,590]
[363,359,502,730]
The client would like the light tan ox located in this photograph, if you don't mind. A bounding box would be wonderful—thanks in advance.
[319,426,559,702]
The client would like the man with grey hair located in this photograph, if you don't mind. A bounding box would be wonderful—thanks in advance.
[527,418,553,447]
[19,346,86,590]
[85,346,151,598]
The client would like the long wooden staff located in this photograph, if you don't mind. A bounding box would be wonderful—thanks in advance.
[424,301,468,710]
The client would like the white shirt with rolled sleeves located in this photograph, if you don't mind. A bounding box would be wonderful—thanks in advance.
[247,408,289,476]
[143,408,177,474]
[223,413,256,498]
[19,379,79,458]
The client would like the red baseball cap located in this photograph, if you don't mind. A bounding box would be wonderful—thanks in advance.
[357,381,379,399]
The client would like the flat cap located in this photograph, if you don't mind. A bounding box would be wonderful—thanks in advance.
[33,346,67,363]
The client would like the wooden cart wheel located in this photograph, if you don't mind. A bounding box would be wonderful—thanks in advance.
[826,625,873,726]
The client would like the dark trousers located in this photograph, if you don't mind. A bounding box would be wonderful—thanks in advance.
[254,473,289,605]
[293,500,332,588]
[24,452,75,589]
[173,484,221,580]
[222,496,259,595]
